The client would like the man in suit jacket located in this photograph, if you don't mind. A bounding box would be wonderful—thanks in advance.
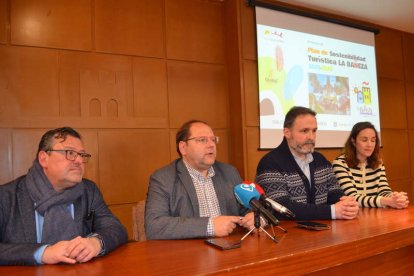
[145,120,256,240]
[0,127,127,265]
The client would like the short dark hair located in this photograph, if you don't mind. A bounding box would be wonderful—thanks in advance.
[283,106,317,128]
[37,127,82,155]
[176,120,210,157]
[343,121,381,169]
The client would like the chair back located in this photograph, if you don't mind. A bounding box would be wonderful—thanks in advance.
[132,200,146,241]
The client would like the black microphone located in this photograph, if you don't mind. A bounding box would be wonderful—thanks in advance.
[234,184,279,226]
[248,182,295,218]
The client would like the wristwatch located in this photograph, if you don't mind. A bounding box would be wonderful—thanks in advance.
[87,233,105,256]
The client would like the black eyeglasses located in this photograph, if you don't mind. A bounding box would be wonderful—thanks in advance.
[46,149,92,163]
[185,136,219,144]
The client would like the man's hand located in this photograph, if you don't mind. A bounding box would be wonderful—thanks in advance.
[66,236,102,263]
[239,212,258,230]
[335,196,359,219]
[213,216,240,237]
[41,236,102,264]
[41,241,77,264]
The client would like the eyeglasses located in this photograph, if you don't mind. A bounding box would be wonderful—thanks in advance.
[185,136,219,144]
[46,149,92,163]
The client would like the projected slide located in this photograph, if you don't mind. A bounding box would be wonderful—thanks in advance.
[256,7,380,149]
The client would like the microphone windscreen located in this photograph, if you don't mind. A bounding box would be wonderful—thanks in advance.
[234,184,261,209]
[250,182,265,195]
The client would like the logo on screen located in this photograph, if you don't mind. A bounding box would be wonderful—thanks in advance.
[353,83,371,105]
[353,82,373,115]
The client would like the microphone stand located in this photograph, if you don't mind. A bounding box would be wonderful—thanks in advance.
[275,224,288,233]
[240,210,279,243]
[262,200,288,234]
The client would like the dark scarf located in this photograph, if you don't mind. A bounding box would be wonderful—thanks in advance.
[26,160,84,244]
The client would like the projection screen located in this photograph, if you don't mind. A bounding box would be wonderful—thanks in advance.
[256,6,380,149]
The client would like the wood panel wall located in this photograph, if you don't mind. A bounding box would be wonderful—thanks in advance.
[0,0,231,239]
[0,0,413,239]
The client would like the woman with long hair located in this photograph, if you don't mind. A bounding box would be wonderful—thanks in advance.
[332,122,409,208]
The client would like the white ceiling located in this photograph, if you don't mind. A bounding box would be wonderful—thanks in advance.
[275,0,414,34]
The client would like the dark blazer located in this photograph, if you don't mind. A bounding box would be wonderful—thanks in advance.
[0,176,128,265]
[145,159,243,240]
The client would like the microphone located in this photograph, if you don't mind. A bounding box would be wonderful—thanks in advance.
[246,182,295,218]
[234,184,279,226]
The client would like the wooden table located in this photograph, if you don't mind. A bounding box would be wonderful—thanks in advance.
[2,206,414,275]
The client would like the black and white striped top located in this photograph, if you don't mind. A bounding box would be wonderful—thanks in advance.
[332,155,392,208]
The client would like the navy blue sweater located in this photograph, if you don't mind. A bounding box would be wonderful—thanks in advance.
[255,138,343,220]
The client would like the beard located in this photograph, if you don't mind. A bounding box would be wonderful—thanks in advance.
[291,140,315,155]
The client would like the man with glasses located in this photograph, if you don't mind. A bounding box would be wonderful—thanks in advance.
[145,120,256,240]
[0,127,127,265]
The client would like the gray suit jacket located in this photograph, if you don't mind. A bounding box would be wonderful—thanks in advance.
[145,159,243,240]
[0,176,128,265]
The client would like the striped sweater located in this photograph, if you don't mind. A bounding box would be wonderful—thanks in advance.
[255,138,343,220]
[332,155,392,208]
